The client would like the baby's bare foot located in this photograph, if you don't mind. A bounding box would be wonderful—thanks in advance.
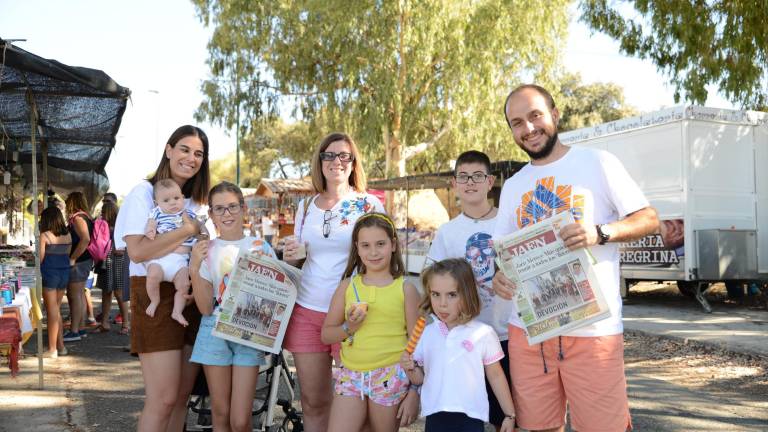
[171,311,189,327]
[145,302,159,318]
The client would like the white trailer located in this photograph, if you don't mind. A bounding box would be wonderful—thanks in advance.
[559,106,768,311]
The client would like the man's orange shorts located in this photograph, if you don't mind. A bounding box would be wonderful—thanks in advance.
[507,325,631,431]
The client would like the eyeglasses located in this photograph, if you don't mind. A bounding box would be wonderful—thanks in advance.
[455,172,489,184]
[323,210,333,238]
[211,203,243,216]
[319,151,354,163]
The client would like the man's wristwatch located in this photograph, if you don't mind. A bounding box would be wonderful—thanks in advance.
[596,224,613,245]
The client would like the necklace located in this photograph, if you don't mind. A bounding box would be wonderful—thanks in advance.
[462,206,494,223]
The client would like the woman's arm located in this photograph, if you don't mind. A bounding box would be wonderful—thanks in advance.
[124,212,199,263]
[69,216,91,263]
[189,240,214,315]
[320,279,357,345]
[485,361,516,430]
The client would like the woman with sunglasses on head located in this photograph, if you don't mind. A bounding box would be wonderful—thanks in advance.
[282,132,391,431]
[114,125,210,432]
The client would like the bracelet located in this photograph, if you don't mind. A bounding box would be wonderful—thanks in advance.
[504,413,516,420]
[341,321,353,337]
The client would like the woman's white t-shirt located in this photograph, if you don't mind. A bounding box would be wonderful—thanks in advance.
[294,190,384,312]
[114,180,209,277]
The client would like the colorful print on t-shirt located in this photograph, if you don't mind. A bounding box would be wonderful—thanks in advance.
[465,232,495,298]
[338,195,374,226]
[516,176,584,228]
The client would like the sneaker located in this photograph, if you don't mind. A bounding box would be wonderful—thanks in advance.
[113,314,123,325]
[43,350,58,359]
[58,347,68,356]
[78,329,88,338]
[63,331,81,342]
[85,318,99,327]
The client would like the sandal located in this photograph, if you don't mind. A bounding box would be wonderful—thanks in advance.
[93,325,111,333]
[118,326,130,335]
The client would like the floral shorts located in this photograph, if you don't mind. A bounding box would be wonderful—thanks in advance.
[333,363,410,406]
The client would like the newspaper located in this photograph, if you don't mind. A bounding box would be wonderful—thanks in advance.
[212,251,300,354]
[494,212,610,345]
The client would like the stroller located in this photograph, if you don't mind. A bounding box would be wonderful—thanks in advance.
[185,350,303,431]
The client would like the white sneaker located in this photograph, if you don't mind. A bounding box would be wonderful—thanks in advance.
[58,347,68,356]
[43,350,58,359]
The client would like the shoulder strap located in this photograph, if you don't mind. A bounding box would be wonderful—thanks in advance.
[298,194,318,239]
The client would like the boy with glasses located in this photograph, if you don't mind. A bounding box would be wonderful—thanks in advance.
[143,179,199,326]
[426,150,514,431]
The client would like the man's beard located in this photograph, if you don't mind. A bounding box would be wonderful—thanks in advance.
[519,130,558,161]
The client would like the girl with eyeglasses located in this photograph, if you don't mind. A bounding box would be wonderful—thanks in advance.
[282,132,398,431]
[189,181,275,432]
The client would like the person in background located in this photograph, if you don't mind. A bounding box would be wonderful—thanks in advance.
[39,207,72,358]
[115,125,210,432]
[261,210,277,246]
[62,191,94,342]
[94,200,130,335]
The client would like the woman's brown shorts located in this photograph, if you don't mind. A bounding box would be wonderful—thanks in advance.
[130,276,201,354]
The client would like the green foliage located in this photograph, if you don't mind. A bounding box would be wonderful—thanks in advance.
[192,0,571,176]
[557,72,637,131]
[580,1,768,109]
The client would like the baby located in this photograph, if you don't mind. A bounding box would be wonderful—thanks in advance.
[144,179,196,326]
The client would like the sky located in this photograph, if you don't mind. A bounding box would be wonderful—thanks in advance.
[1,0,734,197]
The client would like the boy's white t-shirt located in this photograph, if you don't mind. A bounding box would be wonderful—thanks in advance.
[493,146,649,337]
[114,181,210,277]
[294,191,384,312]
[412,318,504,422]
[198,236,276,313]
[427,214,513,341]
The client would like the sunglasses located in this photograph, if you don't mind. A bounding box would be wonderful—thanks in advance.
[323,210,334,238]
[319,151,354,163]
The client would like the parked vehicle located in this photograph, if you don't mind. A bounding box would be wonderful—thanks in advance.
[560,106,768,311]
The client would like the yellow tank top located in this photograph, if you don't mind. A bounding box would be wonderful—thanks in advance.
[340,274,407,371]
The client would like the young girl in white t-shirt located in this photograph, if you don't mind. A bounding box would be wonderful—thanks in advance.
[189,181,275,432]
[401,258,516,432]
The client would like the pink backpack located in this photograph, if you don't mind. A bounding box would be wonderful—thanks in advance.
[71,211,112,262]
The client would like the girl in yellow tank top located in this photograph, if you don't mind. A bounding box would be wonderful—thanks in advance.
[321,212,421,431]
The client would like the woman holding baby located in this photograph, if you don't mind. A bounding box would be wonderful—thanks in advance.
[114,125,210,431]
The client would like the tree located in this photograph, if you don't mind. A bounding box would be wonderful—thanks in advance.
[192,1,571,214]
[580,1,768,109]
[557,72,637,131]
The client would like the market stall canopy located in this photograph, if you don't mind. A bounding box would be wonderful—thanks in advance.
[368,160,528,190]
[255,178,314,198]
[0,38,130,205]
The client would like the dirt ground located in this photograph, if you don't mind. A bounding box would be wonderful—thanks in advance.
[2,283,767,431]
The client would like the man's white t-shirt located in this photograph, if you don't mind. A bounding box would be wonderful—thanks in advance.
[494,146,649,337]
[427,214,513,340]
[294,191,384,312]
[412,319,504,422]
[115,181,210,277]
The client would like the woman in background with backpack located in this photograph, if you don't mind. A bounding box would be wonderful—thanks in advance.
[63,191,94,342]
[94,199,130,335]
